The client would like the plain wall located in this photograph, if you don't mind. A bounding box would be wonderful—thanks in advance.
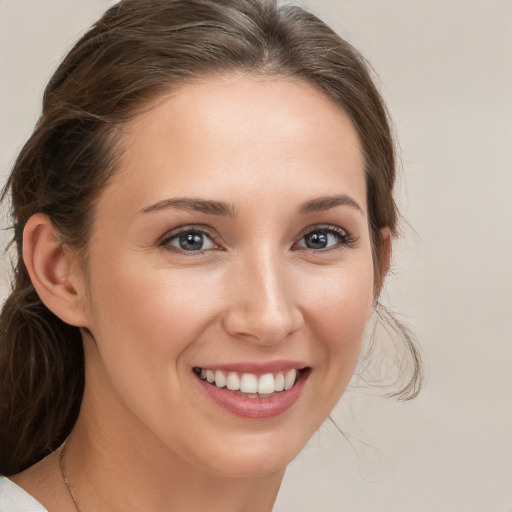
[1,1,511,510]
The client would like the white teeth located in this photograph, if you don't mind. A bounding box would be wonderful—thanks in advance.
[274,372,285,392]
[284,369,297,390]
[214,370,226,388]
[226,372,240,391]
[258,373,275,394]
[240,373,258,393]
[198,367,301,394]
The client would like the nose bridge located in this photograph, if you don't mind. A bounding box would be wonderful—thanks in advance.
[223,242,302,344]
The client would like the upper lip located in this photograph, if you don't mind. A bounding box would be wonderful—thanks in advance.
[195,359,309,375]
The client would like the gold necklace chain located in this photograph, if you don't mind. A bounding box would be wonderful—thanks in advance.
[59,447,84,512]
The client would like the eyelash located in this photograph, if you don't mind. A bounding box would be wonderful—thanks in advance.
[159,224,354,256]
[295,224,354,253]
[159,225,220,256]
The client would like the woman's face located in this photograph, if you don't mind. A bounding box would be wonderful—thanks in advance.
[80,75,378,477]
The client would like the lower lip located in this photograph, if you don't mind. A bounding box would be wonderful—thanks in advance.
[196,371,309,419]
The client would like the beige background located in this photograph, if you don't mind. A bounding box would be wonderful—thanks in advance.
[1,0,511,510]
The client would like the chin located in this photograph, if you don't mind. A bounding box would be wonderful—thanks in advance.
[204,443,296,479]
[179,428,307,480]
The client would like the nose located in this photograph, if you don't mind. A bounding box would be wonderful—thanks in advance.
[222,250,304,345]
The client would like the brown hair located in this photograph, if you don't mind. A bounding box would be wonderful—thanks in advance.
[0,0,421,475]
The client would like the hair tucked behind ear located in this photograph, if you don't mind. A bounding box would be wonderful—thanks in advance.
[0,0,421,475]
[0,271,84,475]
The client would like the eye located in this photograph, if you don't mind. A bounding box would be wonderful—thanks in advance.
[296,226,351,251]
[162,229,216,252]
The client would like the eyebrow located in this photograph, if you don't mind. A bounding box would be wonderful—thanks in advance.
[298,194,364,215]
[139,197,237,217]
[139,193,363,217]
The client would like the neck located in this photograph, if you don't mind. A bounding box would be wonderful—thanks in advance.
[63,389,284,512]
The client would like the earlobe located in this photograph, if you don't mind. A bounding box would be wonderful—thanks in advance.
[23,213,89,327]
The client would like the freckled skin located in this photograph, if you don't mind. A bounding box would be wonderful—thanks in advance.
[61,75,379,510]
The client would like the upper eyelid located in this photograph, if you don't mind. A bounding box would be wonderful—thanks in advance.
[160,225,217,243]
[296,224,350,239]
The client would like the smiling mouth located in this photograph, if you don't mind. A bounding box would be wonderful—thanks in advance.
[193,367,309,398]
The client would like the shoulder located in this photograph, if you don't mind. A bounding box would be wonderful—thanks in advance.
[0,477,48,512]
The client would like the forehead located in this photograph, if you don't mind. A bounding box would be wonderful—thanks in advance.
[102,75,366,215]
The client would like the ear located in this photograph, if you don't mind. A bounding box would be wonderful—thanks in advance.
[370,226,392,316]
[23,213,89,327]
[379,226,392,277]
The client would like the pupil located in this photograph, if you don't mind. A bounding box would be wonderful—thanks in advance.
[306,231,328,249]
[179,233,203,251]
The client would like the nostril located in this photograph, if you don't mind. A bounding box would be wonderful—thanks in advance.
[222,304,304,345]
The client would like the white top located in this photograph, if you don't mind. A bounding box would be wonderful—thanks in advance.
[0,477,48,512]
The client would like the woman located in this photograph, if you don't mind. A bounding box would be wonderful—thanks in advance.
[0,0,421,510]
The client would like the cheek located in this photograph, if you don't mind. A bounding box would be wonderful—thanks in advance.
[82,260,220,441]
[88,262,215,362]
[305,260,374,339]
[83,253,234,418]
[302,262,374,390]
